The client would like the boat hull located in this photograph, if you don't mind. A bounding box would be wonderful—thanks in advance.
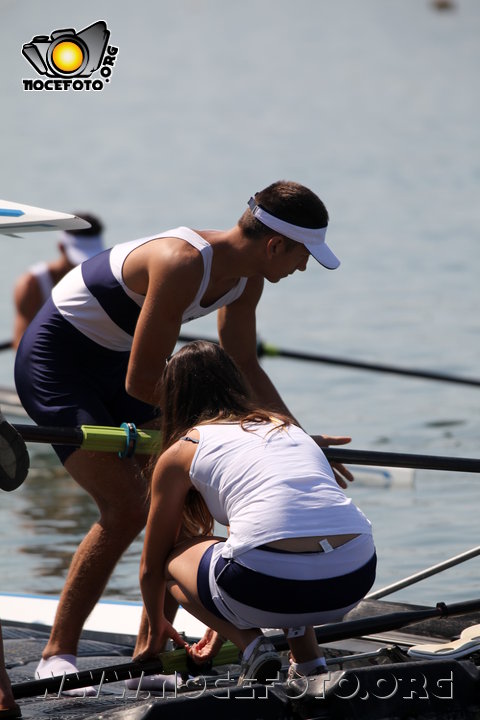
[3,594,480,719]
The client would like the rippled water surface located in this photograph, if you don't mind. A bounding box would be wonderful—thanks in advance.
[0,0,479,607]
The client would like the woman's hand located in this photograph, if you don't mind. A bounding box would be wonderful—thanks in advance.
[311,434,354,489]
[133,618,189,662]
[187,628,226,664]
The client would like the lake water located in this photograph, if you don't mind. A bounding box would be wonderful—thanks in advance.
[0,0,479,609]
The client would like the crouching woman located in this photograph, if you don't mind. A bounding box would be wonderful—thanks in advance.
[136,340,376,681]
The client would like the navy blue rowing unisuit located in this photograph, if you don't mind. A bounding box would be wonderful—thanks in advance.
[14,227,247,462]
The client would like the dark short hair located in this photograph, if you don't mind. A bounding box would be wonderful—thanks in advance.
[238,180,329,240]
[69,212,104,237]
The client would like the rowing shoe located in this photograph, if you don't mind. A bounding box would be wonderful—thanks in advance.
[0,410,29,491]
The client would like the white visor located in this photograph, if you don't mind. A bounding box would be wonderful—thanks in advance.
[248,197,340,269]
[61,232,104,266]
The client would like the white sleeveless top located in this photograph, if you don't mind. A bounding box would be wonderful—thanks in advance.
[189,421,372,558]
[30,261,54,303]
[52,227,248,351]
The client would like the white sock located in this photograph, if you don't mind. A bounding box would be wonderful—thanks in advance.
[36,655,97,697]
[292,657,327,675]
[124,673,180,691]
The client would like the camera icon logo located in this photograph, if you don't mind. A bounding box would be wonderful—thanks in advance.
[22,21,110,78]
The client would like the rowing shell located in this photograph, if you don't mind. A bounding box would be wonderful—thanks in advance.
[0,199,91,235]
[4,593,480,719]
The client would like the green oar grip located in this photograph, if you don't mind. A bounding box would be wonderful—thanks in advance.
[159,641,241,675]
[80,425,162,455]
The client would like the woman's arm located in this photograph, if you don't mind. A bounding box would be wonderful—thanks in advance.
[136,443,193,657]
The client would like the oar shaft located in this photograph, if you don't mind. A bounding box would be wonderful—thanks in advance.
[13,645,241,698]
[260,342,480,388]
[177,333,480,388]
[11,424,480,472]
[14,424,84,447]
[12,657,179,699]
[311,597,480,644]
[323,448,480,473]
[367,545,480,600]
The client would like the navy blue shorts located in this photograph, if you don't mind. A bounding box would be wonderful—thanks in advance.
[197,540,377,627]
[14,298,158,463]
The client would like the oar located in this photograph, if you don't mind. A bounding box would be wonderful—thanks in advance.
[13,423,163,455]
[11,651,241,700]
[0,421,162,491]
[178,333,480,388]
[12,423,480,474]
[9,423,480,474]
[309,596,480,644]
[0,199,91,234]
[6,330,479,387]
[12,596,480,698]
[367,545,480,600]
[0,412,29,492]
[323,447,480,473]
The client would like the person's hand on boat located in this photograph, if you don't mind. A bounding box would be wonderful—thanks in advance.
[311,434,354,489]
[187,628,225,664]
[134,619,189,661]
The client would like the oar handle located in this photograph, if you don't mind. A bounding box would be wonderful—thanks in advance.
[81,425,162,454]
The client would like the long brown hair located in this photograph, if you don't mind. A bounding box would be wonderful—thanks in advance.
[159,340,291,535]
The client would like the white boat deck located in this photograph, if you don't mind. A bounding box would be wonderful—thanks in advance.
[0,592,206,640]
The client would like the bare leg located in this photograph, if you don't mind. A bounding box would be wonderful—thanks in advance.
[166,538,263,653]
[128,539,243,692]
[132,520,200,656]
[165,539,283,684]
[168,540,327,678]
[42,449,149,658]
